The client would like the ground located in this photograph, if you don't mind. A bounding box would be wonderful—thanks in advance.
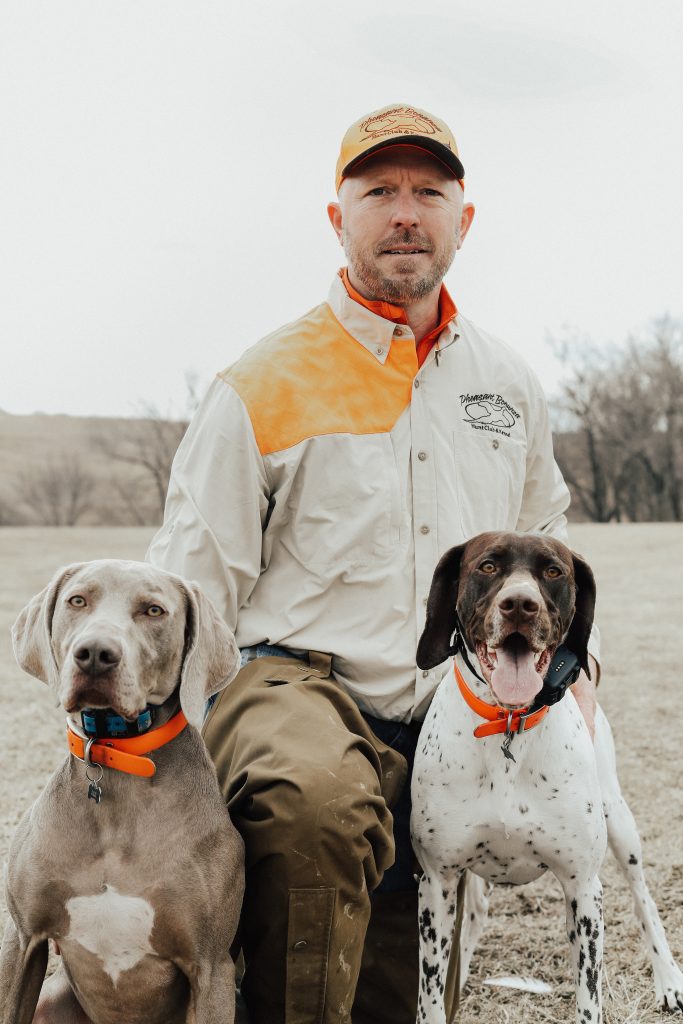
[0,524,681,1022]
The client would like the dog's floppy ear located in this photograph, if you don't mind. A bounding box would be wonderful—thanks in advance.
[417,544,468,670]
[178,581,240,729]
[565,552,597,678]
[12,564,84,691]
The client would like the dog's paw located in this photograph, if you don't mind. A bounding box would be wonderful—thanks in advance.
[660,989,683,1013]
[656,967,683,1013]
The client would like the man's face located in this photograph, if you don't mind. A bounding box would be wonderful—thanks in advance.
[328,148,474,305]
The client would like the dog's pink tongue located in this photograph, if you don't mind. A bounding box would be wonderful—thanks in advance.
[491,643,543,706]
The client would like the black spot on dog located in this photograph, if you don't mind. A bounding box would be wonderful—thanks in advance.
[628,853,638,865]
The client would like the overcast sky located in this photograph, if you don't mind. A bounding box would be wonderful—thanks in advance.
[1,0,681,418]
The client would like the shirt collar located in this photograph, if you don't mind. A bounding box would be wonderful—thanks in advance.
[327,269,458,364]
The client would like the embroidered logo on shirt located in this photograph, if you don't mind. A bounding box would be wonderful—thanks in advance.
[460,394,520,438]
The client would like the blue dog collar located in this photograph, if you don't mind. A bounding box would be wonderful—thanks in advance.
[80,706,155,739]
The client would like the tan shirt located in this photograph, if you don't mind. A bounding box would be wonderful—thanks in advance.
[147,273,598,722]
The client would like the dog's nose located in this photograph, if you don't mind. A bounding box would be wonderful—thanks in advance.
[73,641,122,676]
[497,590,540,623]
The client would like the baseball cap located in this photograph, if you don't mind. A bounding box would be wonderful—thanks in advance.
[335,103,465,192]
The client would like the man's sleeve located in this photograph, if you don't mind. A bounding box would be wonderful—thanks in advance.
[146,377,269,632]
[515,377,601,670]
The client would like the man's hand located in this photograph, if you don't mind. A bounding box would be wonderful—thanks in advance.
[570,655,599,741]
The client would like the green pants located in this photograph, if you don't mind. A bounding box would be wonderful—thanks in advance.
[202,652,463,1023]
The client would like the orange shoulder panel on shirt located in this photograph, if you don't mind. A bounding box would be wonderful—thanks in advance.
[219,302,417,456]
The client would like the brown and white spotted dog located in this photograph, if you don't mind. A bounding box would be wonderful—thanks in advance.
[411,531,683,1024]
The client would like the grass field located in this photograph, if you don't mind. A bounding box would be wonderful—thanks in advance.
[1,524,681,1022]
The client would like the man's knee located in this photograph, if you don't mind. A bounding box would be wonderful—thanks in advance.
[237,751,396,890]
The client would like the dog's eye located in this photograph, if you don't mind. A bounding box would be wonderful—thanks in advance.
[146,605,166,617]
[545,566,563,579]
[479,561,497,574]
[68,595,87,608]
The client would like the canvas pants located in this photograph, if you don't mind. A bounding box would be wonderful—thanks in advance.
[202,650,463,1024]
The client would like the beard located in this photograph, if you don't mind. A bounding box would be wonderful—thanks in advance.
[343,228,459,305]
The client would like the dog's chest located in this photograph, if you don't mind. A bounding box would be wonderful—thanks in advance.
[412,678,604,883]
[63,884,155,985]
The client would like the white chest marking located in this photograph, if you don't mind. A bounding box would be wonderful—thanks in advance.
[65,884,155,985]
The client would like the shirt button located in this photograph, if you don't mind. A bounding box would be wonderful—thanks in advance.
[376,346,384,355]
[417,451,428,461]
[414,379,420,389]
[422,670,430,678]
[420,525,430,535]
[395,327,405,336]
[492,439,500,449]
[293,940,308,951]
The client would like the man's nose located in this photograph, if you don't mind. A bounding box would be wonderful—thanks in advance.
[390,193,420,229]
[73,639,123,676]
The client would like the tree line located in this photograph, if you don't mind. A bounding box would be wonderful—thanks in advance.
[551,316,682,522]
[1,319,681,526]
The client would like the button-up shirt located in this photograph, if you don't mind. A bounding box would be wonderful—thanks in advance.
[147,272,597,722]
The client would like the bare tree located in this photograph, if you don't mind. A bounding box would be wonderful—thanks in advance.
[15,455,96,526]
[644,317,683,520]
[549,334,621,521]
[95,370,204,524]
[550,318,683,522]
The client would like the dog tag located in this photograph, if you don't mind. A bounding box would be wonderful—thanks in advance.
[85,754,104,804]
[501,733,516,763]
[88,781,102,803]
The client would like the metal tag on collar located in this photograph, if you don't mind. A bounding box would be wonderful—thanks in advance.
[501,711,517,762]
[84,738,104,804]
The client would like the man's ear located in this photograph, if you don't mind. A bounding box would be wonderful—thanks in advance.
[457,202,475,250]
[417,544,468,670]
[327,201,344,244]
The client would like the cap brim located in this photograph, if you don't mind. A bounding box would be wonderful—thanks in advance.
[340,136,465,184]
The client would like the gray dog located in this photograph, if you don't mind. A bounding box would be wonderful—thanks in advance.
[0,560,244,1024]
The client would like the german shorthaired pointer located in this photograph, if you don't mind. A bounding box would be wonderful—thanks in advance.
[411,531,683,1023]
[1,560,244,1024]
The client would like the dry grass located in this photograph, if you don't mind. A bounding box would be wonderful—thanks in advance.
[0,524,682,1022]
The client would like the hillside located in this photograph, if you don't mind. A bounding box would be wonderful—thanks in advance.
[0,411,186,526]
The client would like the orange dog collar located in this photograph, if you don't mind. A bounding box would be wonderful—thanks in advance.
[454,662,549,739]
[67,709,188,778]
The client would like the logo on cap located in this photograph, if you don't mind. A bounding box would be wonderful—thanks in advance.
[360,106,440,140]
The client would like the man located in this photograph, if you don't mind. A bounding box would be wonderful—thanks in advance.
[148,102,599,1023]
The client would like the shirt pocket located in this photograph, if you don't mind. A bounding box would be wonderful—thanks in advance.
[283,434,402,569]
[452,429,527,537]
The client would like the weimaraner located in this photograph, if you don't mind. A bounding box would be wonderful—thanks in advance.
[0,560,244,1024]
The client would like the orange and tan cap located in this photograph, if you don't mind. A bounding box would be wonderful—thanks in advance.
[335,103,465,193]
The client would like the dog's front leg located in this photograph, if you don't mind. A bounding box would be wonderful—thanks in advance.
[458,873,491,991]
[416,870,463,1024]
[185,957,236,1024]
[0,917,48,1024]
[563,877,603,1024]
